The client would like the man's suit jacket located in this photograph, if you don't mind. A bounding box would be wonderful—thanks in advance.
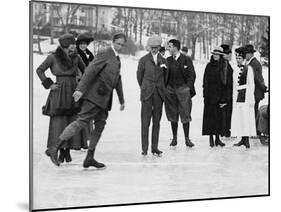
[76,47,124,110]
[248,57,267,102]
[166,54,196,97]
[137,52,168,101]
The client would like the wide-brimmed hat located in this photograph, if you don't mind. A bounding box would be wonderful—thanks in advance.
[58,33,76,48]
[211,46,225,55]
[147,35,162,47]
[235,47,246,58]
[220,44,232,54]
[76,33,94,45]
[244,44,256,53]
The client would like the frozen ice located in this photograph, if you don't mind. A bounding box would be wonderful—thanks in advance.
[32,52,269,210]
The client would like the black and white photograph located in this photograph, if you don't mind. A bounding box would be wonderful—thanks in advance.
[29,0,269,211]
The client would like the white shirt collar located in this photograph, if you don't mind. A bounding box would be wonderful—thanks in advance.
[111,44,119,56]
[174,52,181,60]
[246,56,255,65]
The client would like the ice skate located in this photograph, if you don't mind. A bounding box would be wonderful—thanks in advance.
[141,151,148,156]
[83,149,106,169]
[209,135,215,147]
[83,158,106,169]
[58,149,65,163]
[47,147,60,166]
[215,138,225,147]
[185,138,194,147]
[169,138,177,146]
[152,149,163,157]
[64,148,72,163]
[233,138,245,147]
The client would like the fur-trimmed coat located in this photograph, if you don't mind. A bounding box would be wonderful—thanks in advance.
[37,46,85,83]
[77,47,94,66]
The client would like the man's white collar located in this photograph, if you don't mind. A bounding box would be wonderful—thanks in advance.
[174,52,181,60]
[111,45,119,56]
[246,56,255,65]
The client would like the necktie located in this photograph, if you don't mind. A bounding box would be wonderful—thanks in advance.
[173,55,177,61]
[116,56,121,69]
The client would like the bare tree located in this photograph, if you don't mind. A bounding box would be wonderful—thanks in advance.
[52,4,80,33]
[33,3,48,54]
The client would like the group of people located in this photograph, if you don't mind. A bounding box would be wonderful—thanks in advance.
[202,44,268,148]
[36,32,268,169]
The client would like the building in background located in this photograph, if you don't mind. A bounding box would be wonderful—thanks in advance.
[33,2,116,36]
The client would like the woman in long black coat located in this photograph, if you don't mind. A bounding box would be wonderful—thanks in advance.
[202,46,232,147]
[36,34,86,163]
[76,33,94,66]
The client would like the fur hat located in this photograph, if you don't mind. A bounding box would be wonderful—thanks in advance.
[244,44,256,53]
[211,46,225,55]
[76,33,94,45]
[220,44,232,54]
[58,33,76,48]
[147,35,162,47]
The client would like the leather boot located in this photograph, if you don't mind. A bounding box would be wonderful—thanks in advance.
[233,137,245,147]
[64,148,72,163]
[209,135,215,147]
[215,135,225,147]
[47,139,64,166]
[185,137,194,147]
[83,149,105,169]
[244,137,250,148]
[58,149,65,163]
[151,149,163,157]
[170,137,177,146]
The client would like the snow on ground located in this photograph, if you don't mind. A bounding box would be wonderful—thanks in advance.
[31,51,269,210]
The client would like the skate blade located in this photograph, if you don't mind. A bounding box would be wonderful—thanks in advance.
[83,166,106,171]
[152,153,163,157]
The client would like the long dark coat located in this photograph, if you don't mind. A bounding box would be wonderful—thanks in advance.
[220,60,233,137]
[77,47,94,66]
[36,46,88,149]
[202,56,233,136]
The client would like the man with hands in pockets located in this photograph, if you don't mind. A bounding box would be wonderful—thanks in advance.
[137,35,168,157]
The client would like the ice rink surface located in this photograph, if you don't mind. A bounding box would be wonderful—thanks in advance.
[32,52,269,210]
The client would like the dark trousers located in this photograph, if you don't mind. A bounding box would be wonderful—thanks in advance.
[255,100,260,134]
[59,100,108,151]
[141,90,163,152]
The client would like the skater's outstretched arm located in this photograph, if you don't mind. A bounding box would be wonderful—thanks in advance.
[115,75,125,108]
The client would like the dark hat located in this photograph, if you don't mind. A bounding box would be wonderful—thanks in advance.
[244,44,256,53]
[211,46,225,55]
[220,44,232,54]
[235,47,246,58]
[58,33,76,48]
[159,46,165,53]
[76,33,94,45]
[181,46,188,53]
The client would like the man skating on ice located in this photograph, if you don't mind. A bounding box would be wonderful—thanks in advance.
[47,33,126,168]
[165,39,196,147]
